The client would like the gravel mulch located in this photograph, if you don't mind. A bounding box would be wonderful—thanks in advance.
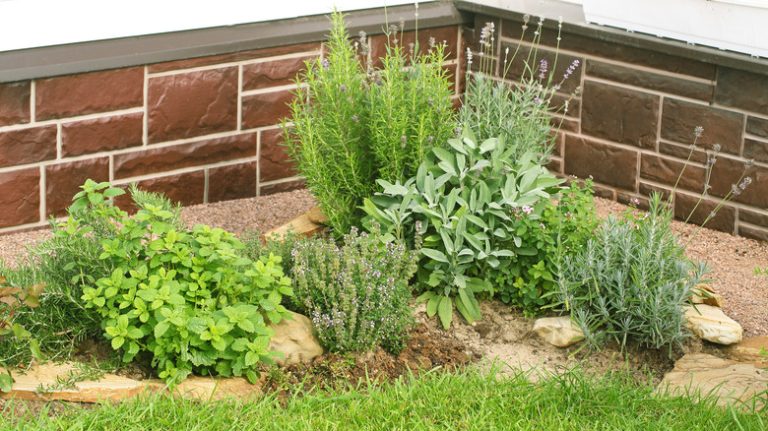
[0,189,766,337]
[594,197,768,338]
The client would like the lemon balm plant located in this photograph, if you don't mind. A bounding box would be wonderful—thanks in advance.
[65,181,292,386]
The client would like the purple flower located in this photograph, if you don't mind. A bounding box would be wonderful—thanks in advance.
[321,58,329,69]
[538,59,548,80]
[563,59,580,81]
[522,205,533,215]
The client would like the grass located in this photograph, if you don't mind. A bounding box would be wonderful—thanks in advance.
[2,368,765,430]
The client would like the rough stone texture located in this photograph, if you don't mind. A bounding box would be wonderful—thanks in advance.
[746,116,768,139]
[532,316,584,348]
[674,192,735,233]
[0,168,40,227]
[661,98,744,155]
[727,336,768,365]
[715,67,768,115]
[501,44,583,94]
[585,60,713,101]
[369,26,459,67]
[61,113,143,157]
[658,353,768,407]
[148,42,320,73]
[640,154,705,193]
[690,284,724,308]
[684,304,743,345]
[563,135,638,189]
[500,16,716,79]
[265,210,325,241]
[208,162,257,203]
[739,208,768,228]
[260,178,305,195]
[0,81,30,126]
[118,171,206,208]
[242,55,313,91]
[581,81,658,149]
[268,311,324,365]
[260,128,296,182]
[156,376,262,401]
[709,157,768,209]
[46,158,110,217]
[739,225,768,242]
[639,182,672,201]
[241,90,294,130]
[113,132,257,179]
[0,126,57,168]
[658,141,707,164]
[744,138,768,164]
[35,68,143,120]
[147,68,238,143]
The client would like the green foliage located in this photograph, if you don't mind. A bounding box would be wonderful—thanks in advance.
[555,193,706,353]
[368,42,456,182]
[0,278,44,392]
[62,181,293,385]
[362,130,563,327]
[290,226,418,353]
[285,12,454,234]
[241,230,302,277]
[491,180,598,313]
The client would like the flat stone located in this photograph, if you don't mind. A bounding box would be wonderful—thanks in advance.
[585,60,713,101]
[640,153,706,193]
[260,128,296,182]
[146,376,262,401]
[208,162,257,203]
[265,210,324,241]
[744,138,768,164]
[689,284,724,308]
[727,336,768,366]
[306,206,328,225]
[658,353,768,408]
[0,125,57,168]
[684,304,743,345]
[532,316,584,348]
[715,67,768,116]
[268,312,324,365]
[242,55,313,91]
[115,171,205,211]
[260,178,305,195]
[674,193,736,234]
[241,90,294,130]
[660,98,744,156]
[1,363,148,403]
[0,81,30,126]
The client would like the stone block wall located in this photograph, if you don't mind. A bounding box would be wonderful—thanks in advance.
[468,13,768,241]
[0,25,463,233]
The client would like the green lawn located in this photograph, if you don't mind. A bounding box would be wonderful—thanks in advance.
[2,368,765,431]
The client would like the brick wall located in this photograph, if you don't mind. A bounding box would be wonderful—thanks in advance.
[467,13,768,241]
[0,25,463,233]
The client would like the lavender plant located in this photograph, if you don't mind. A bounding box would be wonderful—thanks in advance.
[290,226,419,353]
[554,193,707,353]
[460,19,580,164]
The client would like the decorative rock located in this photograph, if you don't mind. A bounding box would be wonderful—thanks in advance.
[690,284,724,308]
[264,210,325,240]
[1,362,148,403]
[532,316,584,347]
[148,376,263,401]
[727,336,768,366]
[268,311,324,365]
[658,353,768,408]
[684,304,743,345]
[306,206,328,225]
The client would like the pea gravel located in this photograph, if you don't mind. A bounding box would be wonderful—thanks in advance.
[0,191,766,336]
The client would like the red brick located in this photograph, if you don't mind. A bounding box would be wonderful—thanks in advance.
[715,67,768,116]
[208,162,257,203]
[148,42,320,73]
[674,192,735,233]
[0,81,30,126]
[242,55,314,91]
[661,98,744,155]
[61,113,143,157]
[113,132,257,179]
[744,138,768,164]
[739,225,768,242]
[241,90,294,129]
[370,26,459,68]
[581,81,659,149]
[709,157,768,209]
[259,178,305,195]
[739,208,768,228]
[147,68,238,143]
[260,128,296,182]
[585,60,713,101]
[639,182,672,201]
[0,126,57,168]
[658,141,707,164]
[45,158,109,217]
[640,154,706,193]
[35,68,143,120]
[118,171,205,208]
[563,135,638,190]
[546,157,562,174]
[0,168,40,227]
[746,116,768,139]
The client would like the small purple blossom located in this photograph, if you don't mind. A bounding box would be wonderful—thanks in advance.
[563,59,580,81]
[538,59,549,80]
[321,58,329,69]
[522,205,533,215]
